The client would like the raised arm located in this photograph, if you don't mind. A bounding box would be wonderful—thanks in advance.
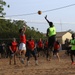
[45,15,50,24]
[45,15,54,27]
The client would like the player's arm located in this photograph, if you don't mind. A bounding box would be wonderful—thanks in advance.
[45,15,50,24]
[9,44,13,53]
[46,28,49,37]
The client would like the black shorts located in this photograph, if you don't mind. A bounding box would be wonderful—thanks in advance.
[53,50,59,54]
[26,49,36,57]
[0,50,4,54]
[0,46,4,54]
[48,35,56,47]
[70,50,75,55]
[37,47,43,52]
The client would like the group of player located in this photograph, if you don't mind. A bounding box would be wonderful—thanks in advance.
[8,36,60,66]
[7,15,61,66]
[0,15,75,66]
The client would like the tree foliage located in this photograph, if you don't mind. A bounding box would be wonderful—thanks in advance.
[0,19,45,42]
[0,0,9,17]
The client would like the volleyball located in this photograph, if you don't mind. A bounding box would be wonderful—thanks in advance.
[38,10,42,15]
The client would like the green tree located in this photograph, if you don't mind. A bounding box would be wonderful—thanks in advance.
[0,0,9,17]
[0,19,45,42]
[13,20,26,29]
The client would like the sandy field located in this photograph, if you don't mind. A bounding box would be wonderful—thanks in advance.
[0,50,75,75]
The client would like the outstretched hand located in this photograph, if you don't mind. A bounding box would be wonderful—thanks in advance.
[45,15,47,19]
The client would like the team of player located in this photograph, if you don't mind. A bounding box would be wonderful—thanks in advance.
[6,15,75,66]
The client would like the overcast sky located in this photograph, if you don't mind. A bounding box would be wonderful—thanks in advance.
[4,0,75,33]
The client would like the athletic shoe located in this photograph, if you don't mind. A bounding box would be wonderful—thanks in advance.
[46,58,51,61]
[71,62,75,65]
[20,58,24,64]
[11,54,14,57]
[35,60,38,66]
[26,61,29,66]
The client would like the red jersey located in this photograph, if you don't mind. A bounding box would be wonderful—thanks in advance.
[11,41,18,52]
[28,40,35,50]
[54,41,60,50]
[38,41,43,48]
[20,34,26,44]
[44,41,48,48]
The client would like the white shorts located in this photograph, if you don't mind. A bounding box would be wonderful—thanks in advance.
[19,43,26,51]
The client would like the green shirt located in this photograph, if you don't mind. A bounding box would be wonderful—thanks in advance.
[70,39,75,50]
[48,26,56,37]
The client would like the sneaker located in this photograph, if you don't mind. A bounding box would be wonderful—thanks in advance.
[35,60,38,66]
[11,54,14,57]
[20,58,24,64]
[26,61,29,66]
[46,58,51,61]
[71,62,75,65]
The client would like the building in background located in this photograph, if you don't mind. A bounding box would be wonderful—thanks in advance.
[56,31,72,44]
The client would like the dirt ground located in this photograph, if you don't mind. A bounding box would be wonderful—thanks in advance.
[0,50,75,75]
